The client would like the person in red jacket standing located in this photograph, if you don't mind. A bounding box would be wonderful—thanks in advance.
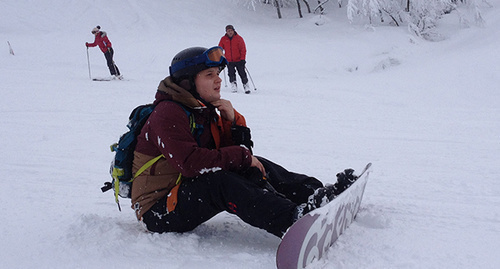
[218,25,250,94]
[86,25,122,79]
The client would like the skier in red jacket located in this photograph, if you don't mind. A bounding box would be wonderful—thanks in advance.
[218,25,250,94]
[86,26,122,79]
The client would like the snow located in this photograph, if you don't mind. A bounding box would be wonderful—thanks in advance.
[1,0,499,268]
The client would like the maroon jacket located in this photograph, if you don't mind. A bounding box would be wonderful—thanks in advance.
[87,31,112,53]
[131,77,252,220]
[218,32,246,62]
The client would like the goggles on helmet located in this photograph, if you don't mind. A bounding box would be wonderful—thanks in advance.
[170,46,228,77]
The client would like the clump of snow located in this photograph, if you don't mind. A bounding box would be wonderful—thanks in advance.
[200,167,223,174]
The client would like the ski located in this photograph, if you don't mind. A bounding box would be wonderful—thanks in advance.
[276,163,372,269]
[92,76,126,81]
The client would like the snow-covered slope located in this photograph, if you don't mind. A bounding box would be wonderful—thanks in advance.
[1,1,499,268]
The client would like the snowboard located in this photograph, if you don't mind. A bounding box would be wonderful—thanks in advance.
[276,163,372,269]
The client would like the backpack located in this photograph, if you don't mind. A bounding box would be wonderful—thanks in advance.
[101,102,198,211]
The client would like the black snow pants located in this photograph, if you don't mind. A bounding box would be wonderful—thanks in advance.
[227,61,248,85]
[141,156,323,237]
[103,48,120,76]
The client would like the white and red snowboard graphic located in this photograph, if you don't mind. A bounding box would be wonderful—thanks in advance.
[276,163,372,269]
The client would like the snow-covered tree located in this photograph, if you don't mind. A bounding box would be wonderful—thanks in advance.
[347,0,452,26]
[246,0,490,39]
[456,0,490,27]
[347,0,384,24]
[405,0,454,39]
[345,0,490,40]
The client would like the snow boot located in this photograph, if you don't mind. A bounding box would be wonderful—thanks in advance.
[231,81,238,93]
[293,168,359,221]
[243,83,251,94]
[293,186,336,221]
[334,168,357,193]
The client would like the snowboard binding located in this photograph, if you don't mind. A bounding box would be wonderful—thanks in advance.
[293,168,359,221]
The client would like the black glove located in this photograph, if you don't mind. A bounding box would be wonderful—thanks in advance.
[231,125,253,154]
[241,167,266,187]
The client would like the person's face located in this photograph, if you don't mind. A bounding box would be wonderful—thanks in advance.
[226,28,234,37]
[195,67,222,103]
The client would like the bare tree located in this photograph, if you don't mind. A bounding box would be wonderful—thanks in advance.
[314,0,330,14]
[302,0,312,13]
[274,0,282,19]
[296,0,303,17]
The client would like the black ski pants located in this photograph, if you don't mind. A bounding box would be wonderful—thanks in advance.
[227,60,248,85]
[142,156,323,237]
[104,48,120,76]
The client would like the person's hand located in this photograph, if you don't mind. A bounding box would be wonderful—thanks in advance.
[211,99,235,123]
[85,42,89,47]
[251,156,266,176]
[240,60,246,65]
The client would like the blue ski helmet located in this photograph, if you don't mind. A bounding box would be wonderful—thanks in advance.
[169,46,228,84]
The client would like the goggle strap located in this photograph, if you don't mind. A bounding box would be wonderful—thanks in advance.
[170,46,227,76]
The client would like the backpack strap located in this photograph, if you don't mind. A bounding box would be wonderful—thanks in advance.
[131,105,198,180]
[180,105,202,146]
[133,154,164,179]
[111,154,164,210]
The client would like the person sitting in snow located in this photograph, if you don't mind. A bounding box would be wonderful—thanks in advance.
[85,25,122,79]
[131,46,359,237]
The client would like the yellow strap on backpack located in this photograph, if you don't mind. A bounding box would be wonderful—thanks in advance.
[134,154,164,179]
[112,154,164,211]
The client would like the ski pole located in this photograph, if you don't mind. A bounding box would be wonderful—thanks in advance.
[245,66,257,91]
[7,41,15,55]
[223,68,227,87]
[86,47,92,80]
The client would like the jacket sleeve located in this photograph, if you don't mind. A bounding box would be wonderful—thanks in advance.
[145,102,252,178]
[218,37,224,48]
[238,36,246,60]
[87,36,97,47]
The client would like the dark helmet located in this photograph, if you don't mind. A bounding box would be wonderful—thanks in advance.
[169,46,227,84]
[91,25,101,34]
